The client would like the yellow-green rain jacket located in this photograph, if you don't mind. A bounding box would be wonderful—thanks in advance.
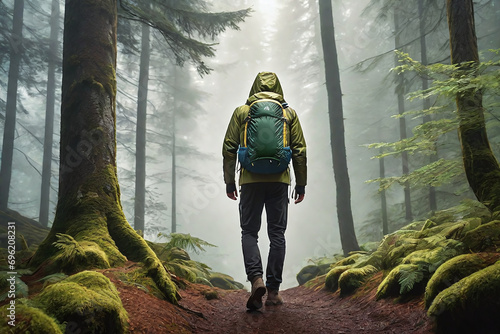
[222,72,307,188]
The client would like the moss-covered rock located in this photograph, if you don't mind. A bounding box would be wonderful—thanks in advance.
[209,272,244,290]
[461,220,500,252]
[334,253,364,266]
[376,264,420,299]
[417,222,457,238]
[425,253,500,308]
[325,265,351,292]
[401,239,466,270]
[338,265,378,296]
[296,265,322,286]
[385,243,418,268]
[428,261,500,333]
[0,209,49,249]
[33,271,128,334]
[0,303,63,334]
[400,220,427,231]
[296,262,335,286]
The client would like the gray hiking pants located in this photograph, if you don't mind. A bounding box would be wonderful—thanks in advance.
[239,182,289,291]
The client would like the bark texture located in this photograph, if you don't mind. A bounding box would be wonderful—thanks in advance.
[318,0,360,255]
[30,0,178,303]
[39,0,60,227]
[0,0,24,211]
[447,0,500,215]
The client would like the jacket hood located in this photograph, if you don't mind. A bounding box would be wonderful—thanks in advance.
[249,72,284,98]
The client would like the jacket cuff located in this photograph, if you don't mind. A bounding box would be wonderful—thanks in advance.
[226,183,237,193]
[295,185,305,195]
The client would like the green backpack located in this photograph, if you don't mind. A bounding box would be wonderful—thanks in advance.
[238,99,292,174]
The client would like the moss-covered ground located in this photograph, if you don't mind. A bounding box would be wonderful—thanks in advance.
[297,200,500,332]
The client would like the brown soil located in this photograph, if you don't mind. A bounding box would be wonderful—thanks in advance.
[102,267,435,334]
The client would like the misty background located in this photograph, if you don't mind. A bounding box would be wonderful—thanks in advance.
[1,0,498,289]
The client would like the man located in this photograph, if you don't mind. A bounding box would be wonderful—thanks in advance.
[222,72,307,310]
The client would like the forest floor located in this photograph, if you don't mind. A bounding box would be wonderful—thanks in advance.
[102,266,435,334]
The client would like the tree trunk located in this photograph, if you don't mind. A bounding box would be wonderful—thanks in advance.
[318,0,360,255]
[394,10,413,222]
[171,110,177,233]
[39,0,60,227]
[447,0,500,214]
[30,0,178,303]
[134,22,150,234]
[0,0,24,211]
[171,69,177,233]
[380,153,389,235]
[418,0,437,212]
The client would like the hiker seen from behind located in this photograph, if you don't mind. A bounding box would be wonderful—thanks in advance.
[222,71,307,310]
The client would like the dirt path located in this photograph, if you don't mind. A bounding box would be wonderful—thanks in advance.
[107,271,435,334]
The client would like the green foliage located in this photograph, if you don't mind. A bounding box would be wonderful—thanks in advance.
[427,261,500,333]
[396,49,500,101]
[50,233,111,273]
[52,233,85,264]
[368,158,464,192]
[209,272,244,290]
[0,273,28,302]
[398,265,425,295]
[325,265,352,292]
[152,233,216,284]
[0,303,63,334]
[338,265,378,296]
[158,232,216,255]
[35,273,69,288]
[461,220,500,252]
[33,271,128,334]
[424,253,500,308]
[367,49,500,196]
[119,0,251,75]
[377,264,417,299]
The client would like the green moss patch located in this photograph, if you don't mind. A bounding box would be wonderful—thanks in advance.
[338,265,378,296]
[0,303,63,334]
[428,261,500,333]
[376,264,421,299]
[461,220,500,252]
[325,265,351,292]
[33,271,128,334]
[425,252,500,308]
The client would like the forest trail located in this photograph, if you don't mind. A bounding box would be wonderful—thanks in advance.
[105,269,434,334]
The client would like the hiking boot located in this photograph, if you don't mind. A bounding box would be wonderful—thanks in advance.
[246,276,266,310]
[265,289,283,306]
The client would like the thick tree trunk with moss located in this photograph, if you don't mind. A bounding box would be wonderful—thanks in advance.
[318,0,360,255]
[30,0,178,303]
[447,0,500,214]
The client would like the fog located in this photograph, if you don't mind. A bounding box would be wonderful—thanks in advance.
[2,0,498,289]
[166,0,382,288]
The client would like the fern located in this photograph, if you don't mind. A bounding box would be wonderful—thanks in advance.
[52,233,85,264]
[398,265,425,294]
[35,273,68,288]
[158,233,216,255]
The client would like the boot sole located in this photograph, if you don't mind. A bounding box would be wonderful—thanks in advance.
[265,299,283,306]
[246,286,266,310]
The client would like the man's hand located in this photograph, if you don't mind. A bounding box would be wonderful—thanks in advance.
[227,190,238,200]
[294,193,305,204]
[226,184,238,200]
